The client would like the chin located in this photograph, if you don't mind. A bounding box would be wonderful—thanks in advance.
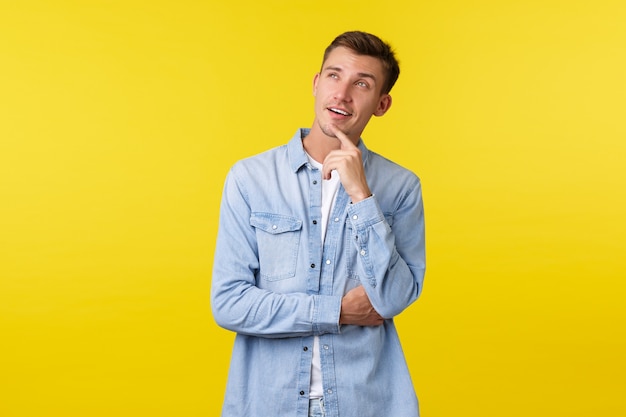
[320,122,348,138]
[322,127,337,138]
[317,121,334,137]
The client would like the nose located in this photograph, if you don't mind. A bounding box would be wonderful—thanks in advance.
[333,80,352,102]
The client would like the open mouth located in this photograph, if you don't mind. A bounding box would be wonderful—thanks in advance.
[328,107,352,116]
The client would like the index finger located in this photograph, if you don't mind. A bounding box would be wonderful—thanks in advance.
[327,124,356,149]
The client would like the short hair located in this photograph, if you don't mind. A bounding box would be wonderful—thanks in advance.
[321,31,400,95]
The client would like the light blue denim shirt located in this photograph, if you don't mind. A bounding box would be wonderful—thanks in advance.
[211,128,426,417]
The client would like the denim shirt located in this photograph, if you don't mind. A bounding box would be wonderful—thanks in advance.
[211,129,426,417]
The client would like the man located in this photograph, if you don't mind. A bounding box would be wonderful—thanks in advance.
[211,31,426,417]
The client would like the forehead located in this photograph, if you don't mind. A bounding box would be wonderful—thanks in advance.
[322,46,385,79]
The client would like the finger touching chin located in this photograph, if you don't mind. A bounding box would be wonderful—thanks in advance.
[321,123,338,138]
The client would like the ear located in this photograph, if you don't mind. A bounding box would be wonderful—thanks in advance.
[374,94,392,117]
[312,73,320,96]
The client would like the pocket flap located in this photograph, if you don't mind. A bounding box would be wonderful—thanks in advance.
[250,213,302,234]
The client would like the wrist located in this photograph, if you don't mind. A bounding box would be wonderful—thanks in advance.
[350,192,373,204]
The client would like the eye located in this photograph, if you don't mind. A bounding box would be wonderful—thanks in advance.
[329,72,339,79]
[356,81,368,88]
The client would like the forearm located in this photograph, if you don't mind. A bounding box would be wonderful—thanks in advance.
[211,276,342,338]
[346,192,426,318]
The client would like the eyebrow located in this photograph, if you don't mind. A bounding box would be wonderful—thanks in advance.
[324,66,377,81]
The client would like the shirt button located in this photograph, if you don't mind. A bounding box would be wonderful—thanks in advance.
[323,345,329,350]
[313,180,318,185]
[325,259,331,265]
[334,217,339,222]
[310,264,315,268]
[312,220,317,225]
[352,215,358,220]
[303,346,308,351]
[360,250,366,256]
[272,225,277,230]
[300,390,305,395]
[327,389,333,394]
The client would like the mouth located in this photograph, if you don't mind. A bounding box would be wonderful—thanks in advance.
[327,107,352,117]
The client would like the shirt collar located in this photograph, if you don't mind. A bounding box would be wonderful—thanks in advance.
[287,128,370,173]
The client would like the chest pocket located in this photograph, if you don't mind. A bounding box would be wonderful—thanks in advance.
[250,213,303,281]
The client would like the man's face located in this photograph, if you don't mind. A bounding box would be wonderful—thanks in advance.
[313,46,392,143]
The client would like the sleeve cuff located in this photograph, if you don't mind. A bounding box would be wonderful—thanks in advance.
[346,195,385,231]
[312,294,342,335]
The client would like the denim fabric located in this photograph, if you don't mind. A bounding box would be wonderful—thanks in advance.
[212,128,425,417]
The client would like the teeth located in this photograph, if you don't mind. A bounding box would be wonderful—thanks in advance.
[329,107,350,116]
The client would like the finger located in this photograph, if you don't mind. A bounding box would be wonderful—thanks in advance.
[321,149,348,180]
[321,164,332,180]
[322,154,342,180]
[327,124,356,150]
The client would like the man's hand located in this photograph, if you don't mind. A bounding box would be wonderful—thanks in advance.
[339,286,384,326]
[322,124,372,203]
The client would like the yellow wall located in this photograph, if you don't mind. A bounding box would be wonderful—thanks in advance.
[1,1,624,416]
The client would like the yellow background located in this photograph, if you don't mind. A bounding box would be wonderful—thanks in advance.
[1,1,624,416]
